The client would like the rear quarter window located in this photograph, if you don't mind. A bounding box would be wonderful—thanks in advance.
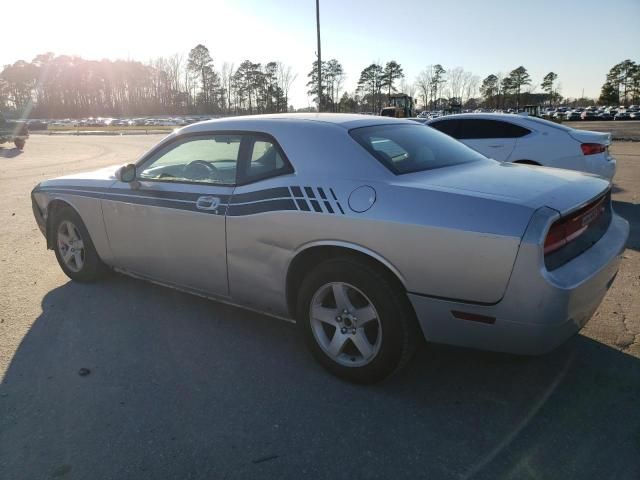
[349,123,486,175]
[429,119,460,137]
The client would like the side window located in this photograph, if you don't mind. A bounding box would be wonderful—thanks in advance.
[506,123,531,138]
[242,136,292,183]
[430,119,460,138]
[138,135,241,185]
[458,119,530,139]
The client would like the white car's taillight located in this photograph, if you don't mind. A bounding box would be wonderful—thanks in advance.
[580,143,606,156]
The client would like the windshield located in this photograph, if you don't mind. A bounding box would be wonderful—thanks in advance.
[349,123,486,175]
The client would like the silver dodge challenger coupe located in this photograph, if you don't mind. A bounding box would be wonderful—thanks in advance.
[31,114,629,383]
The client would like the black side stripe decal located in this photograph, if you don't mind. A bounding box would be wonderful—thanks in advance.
[227,199,297,216]
[47,185,230,203]
[41,188,227,215]
[38,185,346,216]
[230,187,291,204]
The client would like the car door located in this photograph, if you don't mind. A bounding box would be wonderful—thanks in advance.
[102,133,244,297]
[225,134,297,313]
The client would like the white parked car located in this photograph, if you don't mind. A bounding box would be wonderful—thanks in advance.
[427,113,616,180]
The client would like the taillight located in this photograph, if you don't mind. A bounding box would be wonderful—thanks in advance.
[581,143,606,155]
[544,195,607,255]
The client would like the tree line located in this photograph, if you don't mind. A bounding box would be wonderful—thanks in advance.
[1,45,638,118]
[307,61,562,113]
[0,45,296,118]
[599,60,640,105]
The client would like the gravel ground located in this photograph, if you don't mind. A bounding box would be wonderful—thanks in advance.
[0,135,638,480]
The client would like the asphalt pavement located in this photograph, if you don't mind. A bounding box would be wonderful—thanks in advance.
[0,135,638,480]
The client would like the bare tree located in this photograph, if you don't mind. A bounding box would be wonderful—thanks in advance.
[221,62,233,113]
[415,66,434,109]
[276,62,296,111]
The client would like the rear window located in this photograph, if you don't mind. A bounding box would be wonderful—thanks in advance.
[349,123,486,175]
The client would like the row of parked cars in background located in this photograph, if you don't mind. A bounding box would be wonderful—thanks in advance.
[25,116,217,131]
[417,105,640,122]
[544,105,640,121]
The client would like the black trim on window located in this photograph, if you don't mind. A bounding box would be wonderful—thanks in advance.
[236,133,295,186]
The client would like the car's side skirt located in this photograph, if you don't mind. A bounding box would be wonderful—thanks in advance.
[113,266,297,324]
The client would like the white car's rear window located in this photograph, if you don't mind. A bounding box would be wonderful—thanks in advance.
[350,123,486,175]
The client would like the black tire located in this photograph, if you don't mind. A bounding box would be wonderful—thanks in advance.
[52,207,109,282]
[14,138,25,149]
[296,257,420,384]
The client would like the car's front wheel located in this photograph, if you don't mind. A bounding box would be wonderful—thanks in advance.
[53,207,109,282]
[297,257,420,383]
[14,138,25,149]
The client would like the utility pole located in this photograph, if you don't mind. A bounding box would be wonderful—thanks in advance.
[316,0,322,112]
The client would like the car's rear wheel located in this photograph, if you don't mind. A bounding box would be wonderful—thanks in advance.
[14,138,25,149]
[297,257,419,383]
[53,207,109,282]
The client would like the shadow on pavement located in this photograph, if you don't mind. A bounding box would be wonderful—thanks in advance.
[1,276,639,480]
[614,200,640,251]
[0,147,23,159]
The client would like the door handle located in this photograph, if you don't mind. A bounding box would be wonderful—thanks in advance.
[488,144,504,148]
[196,196,221,211]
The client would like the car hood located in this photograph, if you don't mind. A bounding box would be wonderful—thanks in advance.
[395,159,610,215]
[38,164,120,189]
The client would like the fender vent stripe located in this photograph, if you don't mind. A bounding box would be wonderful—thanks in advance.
[309,199,322,213]
[295,198,310,211]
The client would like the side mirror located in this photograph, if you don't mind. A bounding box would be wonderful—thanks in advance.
[116,164,136,183]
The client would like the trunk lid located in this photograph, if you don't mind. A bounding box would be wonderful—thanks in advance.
[567,128,611,146]
[395,159,610,215]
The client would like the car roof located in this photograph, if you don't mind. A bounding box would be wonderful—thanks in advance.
[180,113,416,134]
[428,112,532,122]
[427,112,575,133]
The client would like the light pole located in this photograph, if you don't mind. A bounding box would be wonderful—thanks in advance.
[316,0,322,112]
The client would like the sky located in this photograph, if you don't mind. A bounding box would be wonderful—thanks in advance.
[2,0,639,108]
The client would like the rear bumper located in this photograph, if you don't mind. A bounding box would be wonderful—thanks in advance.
[591,156,616,181]
[410,213,629,355]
